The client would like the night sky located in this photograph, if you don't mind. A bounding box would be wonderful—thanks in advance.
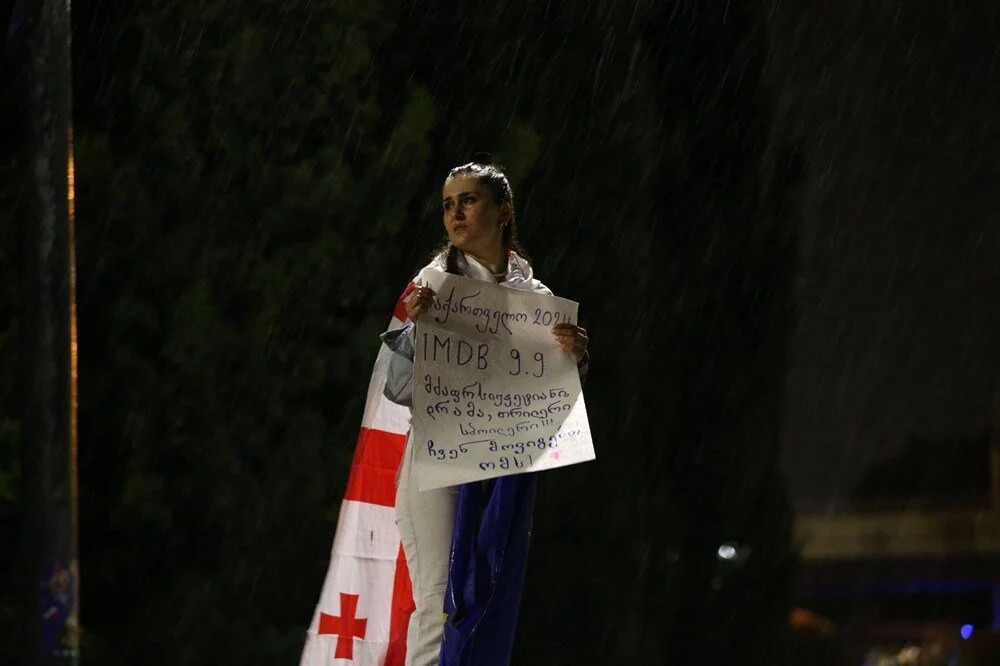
[771,3,1000,504]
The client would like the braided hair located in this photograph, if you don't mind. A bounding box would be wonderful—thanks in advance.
[440,162,530,275]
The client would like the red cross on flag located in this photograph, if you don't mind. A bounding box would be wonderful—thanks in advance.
[301,285,418,665]
[319,593,367,660]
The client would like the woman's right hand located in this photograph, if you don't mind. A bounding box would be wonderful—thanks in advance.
[405,286,436,321]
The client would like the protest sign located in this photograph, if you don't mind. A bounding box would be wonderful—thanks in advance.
[411,271,594,490]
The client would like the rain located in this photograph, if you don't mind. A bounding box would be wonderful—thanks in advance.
[2,1,998,664]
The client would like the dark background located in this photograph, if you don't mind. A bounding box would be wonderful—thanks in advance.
[772,3,1000,505]
[1,1,996,663]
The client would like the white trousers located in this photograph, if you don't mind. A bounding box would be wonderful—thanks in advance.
[395,436,459,666]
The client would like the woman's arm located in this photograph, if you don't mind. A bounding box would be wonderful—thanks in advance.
[381,285,436,406]
[381,323,416,406]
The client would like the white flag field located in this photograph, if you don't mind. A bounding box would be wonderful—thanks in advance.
[412,271,595,490]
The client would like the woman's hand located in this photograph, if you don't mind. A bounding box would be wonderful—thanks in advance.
[405,286,436,321]
[552,323,588,363]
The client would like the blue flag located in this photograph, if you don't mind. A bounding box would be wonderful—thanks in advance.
[440,473,538,666]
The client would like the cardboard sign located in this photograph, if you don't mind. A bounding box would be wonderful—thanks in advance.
[411,271,594,490]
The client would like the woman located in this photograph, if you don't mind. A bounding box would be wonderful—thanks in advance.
[381,163,588,666]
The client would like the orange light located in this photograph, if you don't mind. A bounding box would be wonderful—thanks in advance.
[67,122,80,649]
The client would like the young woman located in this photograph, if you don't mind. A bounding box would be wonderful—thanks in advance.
[381,163,588,666]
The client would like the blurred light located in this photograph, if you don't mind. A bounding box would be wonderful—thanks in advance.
[960,624,973,640]
[717,543,737,560]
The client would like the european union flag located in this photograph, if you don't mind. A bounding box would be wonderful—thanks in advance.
[440,473,538,666]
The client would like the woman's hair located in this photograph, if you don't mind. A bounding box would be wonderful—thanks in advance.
[440,162,529,275]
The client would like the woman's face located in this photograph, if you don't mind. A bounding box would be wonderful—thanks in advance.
[441,176,508,261]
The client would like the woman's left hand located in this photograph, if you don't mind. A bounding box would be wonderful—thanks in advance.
[552,323,588,363]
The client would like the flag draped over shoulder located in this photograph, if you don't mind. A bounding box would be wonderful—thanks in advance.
[300,283,418,666]
[303,251,555,665]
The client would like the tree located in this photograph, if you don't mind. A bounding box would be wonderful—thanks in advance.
[382,2,801,661]
[67,1,801,663]
[73,1,438,662]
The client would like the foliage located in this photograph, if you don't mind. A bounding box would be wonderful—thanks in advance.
[384,2,801,662]
[73,1,437,662]
[0,0,810,663]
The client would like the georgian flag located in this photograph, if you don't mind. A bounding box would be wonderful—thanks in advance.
[301,284,418,665]
[302,250,553,665]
